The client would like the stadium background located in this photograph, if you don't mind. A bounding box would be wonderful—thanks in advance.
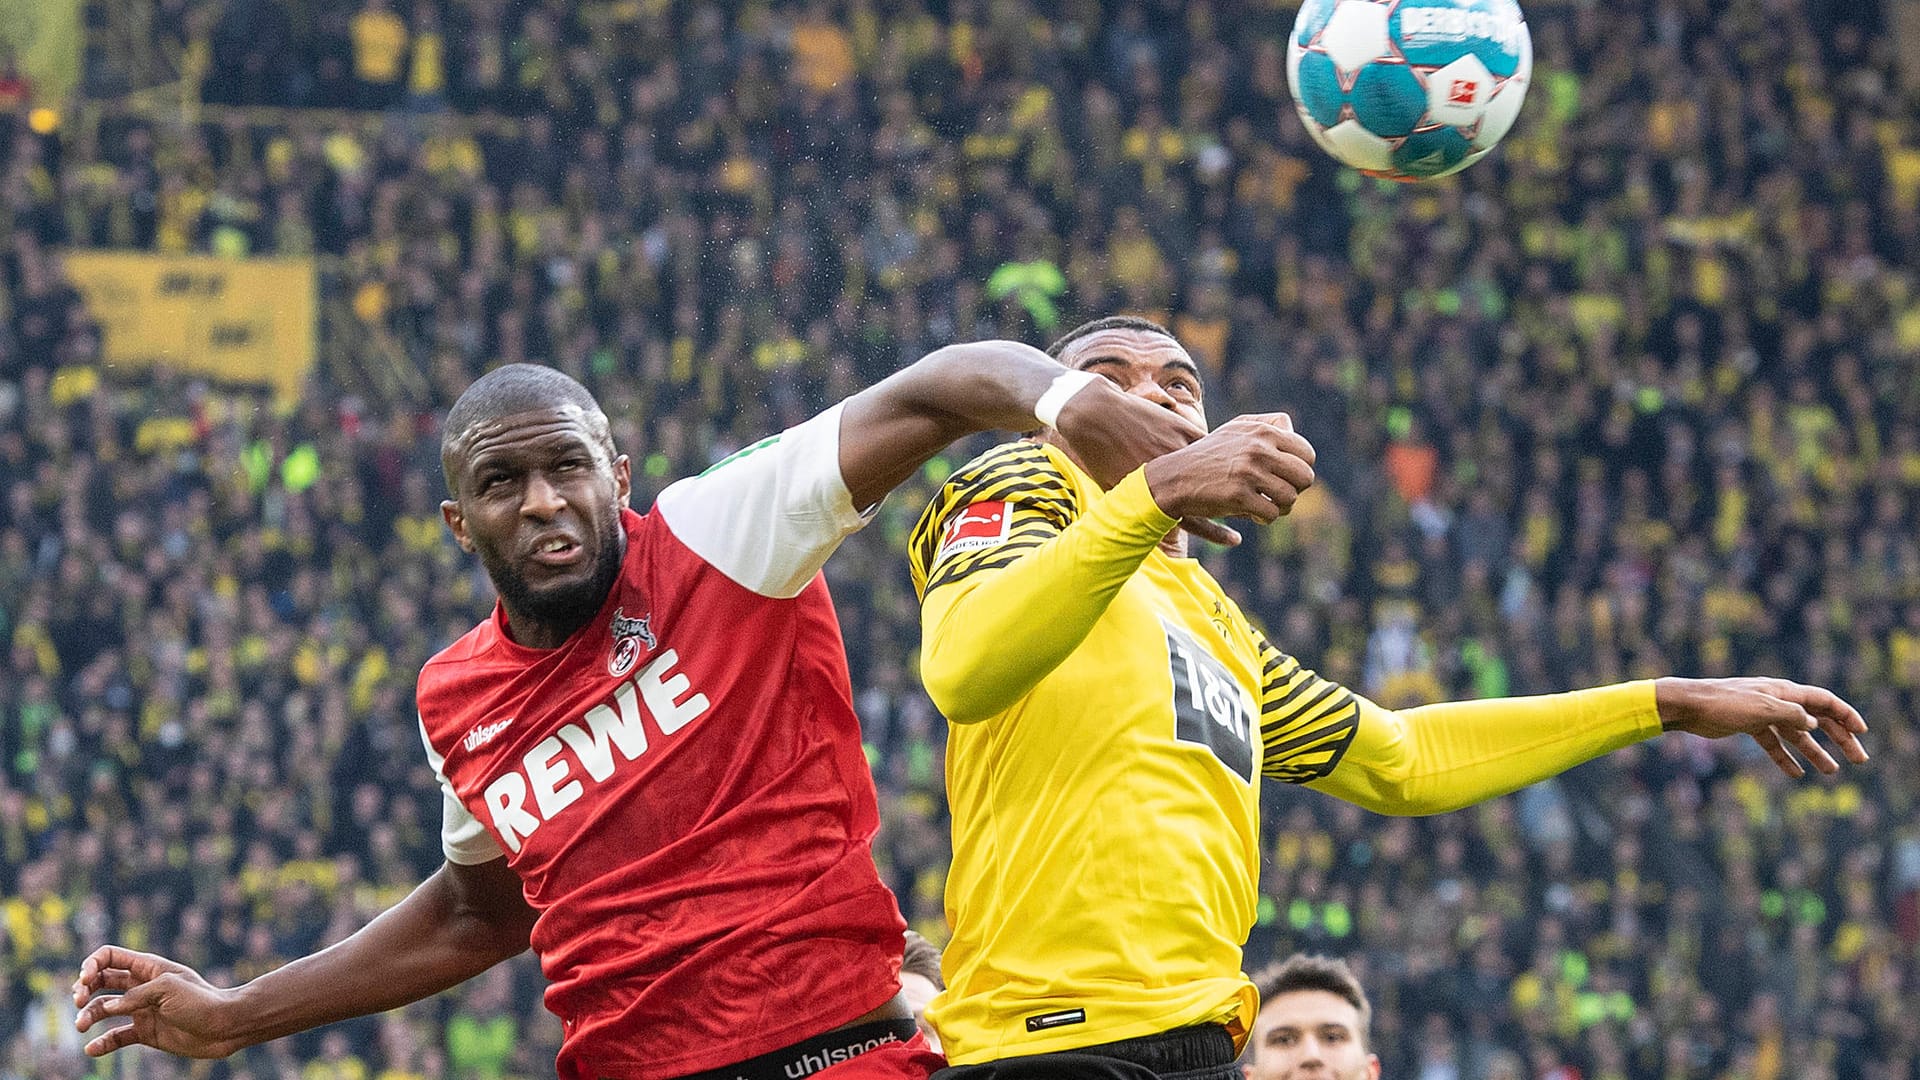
[2,0,1918,1077]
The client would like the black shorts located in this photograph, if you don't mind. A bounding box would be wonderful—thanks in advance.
[932,1024,1238,1080]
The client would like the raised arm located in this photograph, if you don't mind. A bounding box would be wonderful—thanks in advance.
[915,446,1176,724]
[837,340,1231,540]
[912,417,1317,723]
[74,857,535,1059]
[654,340,1256,600]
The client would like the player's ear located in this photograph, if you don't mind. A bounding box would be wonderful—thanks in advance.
[612,454,632,505]
[1367,1054,1381,1080]
[442,499,476,552]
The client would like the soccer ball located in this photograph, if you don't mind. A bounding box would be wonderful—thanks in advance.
[1287,0,1531,181]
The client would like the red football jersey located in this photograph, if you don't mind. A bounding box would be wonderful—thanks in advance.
[416,404,908,1079]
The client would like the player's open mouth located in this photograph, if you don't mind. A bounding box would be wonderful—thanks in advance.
[527,534,585,567]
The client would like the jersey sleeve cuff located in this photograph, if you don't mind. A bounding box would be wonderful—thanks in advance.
[820,401,883,528]
[1585,679,1664,742]
[1097,468,1180,541]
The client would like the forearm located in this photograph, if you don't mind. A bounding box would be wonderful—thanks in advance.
[226,864,530,1047]
[921,470,1175,723]
[839,341,1069,509]
[1311,681,1662,815]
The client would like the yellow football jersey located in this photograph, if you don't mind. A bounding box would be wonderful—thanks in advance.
[908,440,1660,1063]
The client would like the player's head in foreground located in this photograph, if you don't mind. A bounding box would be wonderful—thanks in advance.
[440,364,631,645]
[1244,955,1380,1080]
[1044,315,1207,434]
[1040,314,1252,554]
[899,930,945,1052]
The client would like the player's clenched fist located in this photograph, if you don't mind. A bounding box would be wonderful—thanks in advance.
[1141,413,1317,526]
[1051,379,1244,546]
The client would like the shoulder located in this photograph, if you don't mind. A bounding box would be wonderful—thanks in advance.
[914,440,1081,538]
[421,619,502,681]
[908,440,1082,594]
[655,403,850,517]
[416,622,505,740]
[941,440,1077,501]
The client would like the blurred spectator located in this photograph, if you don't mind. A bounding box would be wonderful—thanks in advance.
[349,0,409,109]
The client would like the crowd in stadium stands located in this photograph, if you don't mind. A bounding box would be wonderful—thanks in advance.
[2,0,1918,1076]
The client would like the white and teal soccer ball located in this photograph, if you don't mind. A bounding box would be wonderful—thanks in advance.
[1287,0,1532,181]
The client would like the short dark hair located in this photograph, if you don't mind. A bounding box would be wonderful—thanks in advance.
[902,930,944,989]
[1252,954,1372,1049]
[441,364,613,495]
[1044,315,1177,359]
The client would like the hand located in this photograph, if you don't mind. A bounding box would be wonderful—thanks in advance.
[1139,413,1317,529]
[1052,382,1245,546]
[73,946,246,1059]
[1654,676,1870,778]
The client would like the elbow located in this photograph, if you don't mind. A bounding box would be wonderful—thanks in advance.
[1325,769,1463,818]
[918,626,1015,725]
[921,659,996,726]
[1368,781,1475,817]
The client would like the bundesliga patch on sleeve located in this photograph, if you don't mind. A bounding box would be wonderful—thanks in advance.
[935,500,1011,564]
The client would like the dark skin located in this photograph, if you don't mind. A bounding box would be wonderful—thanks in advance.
[74,339,1233,1060]
[1039,326,1320,556]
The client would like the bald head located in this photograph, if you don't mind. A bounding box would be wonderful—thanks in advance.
[442,364,613,495]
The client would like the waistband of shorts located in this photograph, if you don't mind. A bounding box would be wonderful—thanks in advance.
[667,1017,920,1080]
[1076,1024,1237,1073]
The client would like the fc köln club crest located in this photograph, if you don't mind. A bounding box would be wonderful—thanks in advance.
[608,607,657,677]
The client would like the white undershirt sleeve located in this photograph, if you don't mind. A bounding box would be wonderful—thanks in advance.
[653,401,876,598]
[418,715,507,866]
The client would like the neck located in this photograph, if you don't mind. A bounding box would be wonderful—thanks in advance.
[502,607,595,650]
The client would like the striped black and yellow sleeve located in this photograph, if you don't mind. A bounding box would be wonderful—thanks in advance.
[1255,634,1361,784]
[908,441,1080,600]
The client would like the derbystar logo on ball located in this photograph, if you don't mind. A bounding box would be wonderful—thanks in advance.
[1397,6,1526,52]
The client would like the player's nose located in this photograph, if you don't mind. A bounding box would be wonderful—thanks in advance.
[1129,378,1178,410]
[520,472,567,519]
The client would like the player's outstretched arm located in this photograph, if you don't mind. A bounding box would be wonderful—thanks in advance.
[74,857,534,1059]
[838,340,1240,543]
[1290,675,1867,816]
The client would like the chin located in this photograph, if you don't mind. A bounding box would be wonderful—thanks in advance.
[521,576,612,621]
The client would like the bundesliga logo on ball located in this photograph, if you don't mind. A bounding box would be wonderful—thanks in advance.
[1288,0,1532,181]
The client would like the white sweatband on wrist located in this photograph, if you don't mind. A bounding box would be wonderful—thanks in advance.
[1033,369,1102,430]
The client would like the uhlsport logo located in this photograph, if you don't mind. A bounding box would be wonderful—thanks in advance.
[608,607,656,677]
[463,718,514,753]
[780,1032,901,1078]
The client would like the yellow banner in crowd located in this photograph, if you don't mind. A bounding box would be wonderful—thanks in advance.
[63,251,317,405]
